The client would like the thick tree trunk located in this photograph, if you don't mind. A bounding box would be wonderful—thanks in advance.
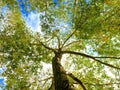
[52,53,70,90]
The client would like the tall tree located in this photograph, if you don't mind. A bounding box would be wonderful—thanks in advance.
[0,0,120,90]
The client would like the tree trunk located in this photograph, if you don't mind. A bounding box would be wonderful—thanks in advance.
[52,53,70,90]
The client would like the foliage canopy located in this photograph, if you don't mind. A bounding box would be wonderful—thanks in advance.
[0,0,120,90]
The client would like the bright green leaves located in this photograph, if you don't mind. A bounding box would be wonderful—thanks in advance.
[2,0,16,5]
[0,22,46,89]
[65,54,118,90]
[29,0,53,11]
[70,0,120,57]
[73,0,104,38]
[97,37,120,56]
[0,0,120,90]
[1,0,20,12]
[73,0,119,39]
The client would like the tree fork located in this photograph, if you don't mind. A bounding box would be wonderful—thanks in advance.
[52,52,72,90]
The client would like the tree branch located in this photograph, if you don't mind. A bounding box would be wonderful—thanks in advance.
[61,15,88,49]
[68,73,86,90]
[56,35,61,50]
[61,29,77,49]
[40,41,57,52]
[94,56,120,59]
[61,51,120,69]
[63,40,81,49]
[33,36,57,52]
[31,42,57,52]
[84,82,120,86]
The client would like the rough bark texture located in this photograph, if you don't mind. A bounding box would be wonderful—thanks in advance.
[52,53,70,90]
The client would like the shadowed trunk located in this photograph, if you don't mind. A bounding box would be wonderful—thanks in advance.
[52,52,70,90]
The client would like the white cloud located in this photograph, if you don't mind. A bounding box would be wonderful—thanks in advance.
[25,12,41,33]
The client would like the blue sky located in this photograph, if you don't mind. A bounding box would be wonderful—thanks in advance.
[25,12,41,32]
[18,0,42,32]
[0,77,6,86]
[54,0,60,6]
[0,77,6,88]
[0,68,6,87]
[0,69,3,74]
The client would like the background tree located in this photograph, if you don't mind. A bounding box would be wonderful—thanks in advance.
[0,0,120,90]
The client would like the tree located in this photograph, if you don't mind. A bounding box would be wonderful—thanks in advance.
[0,0,120,90]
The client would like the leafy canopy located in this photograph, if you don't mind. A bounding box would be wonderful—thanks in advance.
[0,0,120,89]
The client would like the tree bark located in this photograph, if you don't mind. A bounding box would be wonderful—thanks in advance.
[52,53,70,90]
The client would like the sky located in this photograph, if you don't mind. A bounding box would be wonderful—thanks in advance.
[25,12,41,32]
[0,69,3,74]
[0,68,6,87]
[18,0,41,32]
[0,77,6,89]
[0,77,6,86]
